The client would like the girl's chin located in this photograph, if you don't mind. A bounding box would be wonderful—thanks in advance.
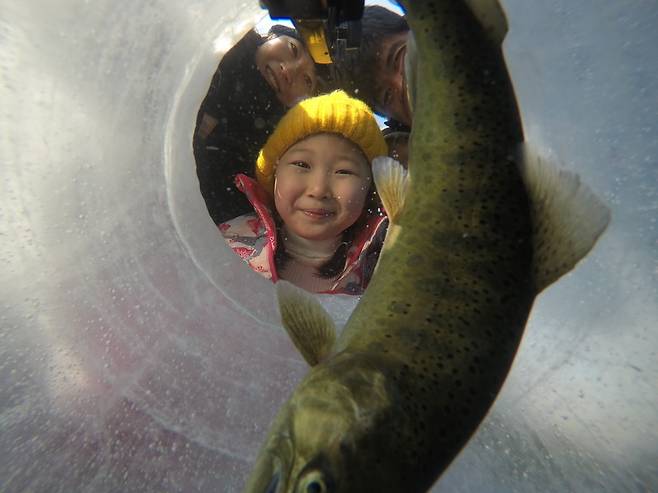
[288,229,340,243]
[294,233,335,242]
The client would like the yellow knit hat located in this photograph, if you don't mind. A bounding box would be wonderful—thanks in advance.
[256,90,387,196]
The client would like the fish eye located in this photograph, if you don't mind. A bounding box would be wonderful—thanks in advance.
[297,471,327,493]
[307,482,324,493]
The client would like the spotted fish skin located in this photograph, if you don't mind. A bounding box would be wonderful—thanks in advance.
[331,1,531,488]
[242,1,608,492]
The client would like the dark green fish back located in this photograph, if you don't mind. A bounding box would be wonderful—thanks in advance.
[339,1,534,487]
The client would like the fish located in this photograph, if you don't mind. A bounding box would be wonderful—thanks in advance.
[242,1,610,492]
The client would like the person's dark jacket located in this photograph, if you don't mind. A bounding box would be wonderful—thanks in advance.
[194,30,287,224]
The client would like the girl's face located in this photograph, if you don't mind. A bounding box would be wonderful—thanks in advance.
[255,35,317,107]
[274,133,372,242]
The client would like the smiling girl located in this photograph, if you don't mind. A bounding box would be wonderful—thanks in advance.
[219,91,389,294]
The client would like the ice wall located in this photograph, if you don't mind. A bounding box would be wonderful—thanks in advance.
[1,1,656,492]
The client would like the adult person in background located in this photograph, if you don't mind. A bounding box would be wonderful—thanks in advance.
[194,25,330,224]
[340,1,507,129]
[338,5,412,129]
[336,2,505,163]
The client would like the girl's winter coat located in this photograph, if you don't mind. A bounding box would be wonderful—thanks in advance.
[219,174,387,295]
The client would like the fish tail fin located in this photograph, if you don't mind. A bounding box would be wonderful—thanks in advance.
[520,143,611,293]
[372,156,409,223]
[276,281,337,366]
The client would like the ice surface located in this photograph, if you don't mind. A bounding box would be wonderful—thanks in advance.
[0,1,656,492]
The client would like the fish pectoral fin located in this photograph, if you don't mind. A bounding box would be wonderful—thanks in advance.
[276,281,337,366]
[372,156,408,223]
[464,0,509,45]
[520,143,611,293]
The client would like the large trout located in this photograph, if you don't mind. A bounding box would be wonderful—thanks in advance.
[243,1,609,492]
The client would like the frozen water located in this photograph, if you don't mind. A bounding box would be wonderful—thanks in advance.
[0,0,656,492]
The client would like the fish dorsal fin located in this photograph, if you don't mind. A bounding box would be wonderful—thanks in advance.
[463,0,509,45]
[520,144,611,293]
[372,156,408,223]
[276,281,337,366]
